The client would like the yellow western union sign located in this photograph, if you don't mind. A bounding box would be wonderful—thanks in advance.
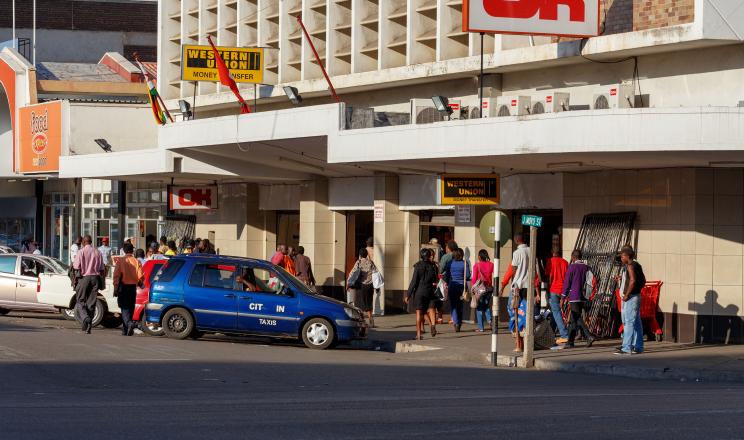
[181,45,264,84]
[440,174,500,205]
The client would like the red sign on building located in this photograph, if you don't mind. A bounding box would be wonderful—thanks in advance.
[463,0,600,38]
[168,185,218,211]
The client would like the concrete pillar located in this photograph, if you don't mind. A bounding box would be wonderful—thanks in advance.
[373,174,412,314]
[300,179,346,298]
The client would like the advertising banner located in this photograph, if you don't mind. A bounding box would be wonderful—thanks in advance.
[18,101,63,174]
[463,0,601,38]
[181,45,264,84]
[168,185,219,211]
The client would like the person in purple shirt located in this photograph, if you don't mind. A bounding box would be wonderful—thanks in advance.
[560,250,595,348]
[72,235,104,334]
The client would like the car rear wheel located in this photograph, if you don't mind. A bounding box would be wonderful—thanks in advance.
[60,308,76,321]
[0,308,9,316]
[140,312,164,337]
[301,318,335,350]
[162,308,195,340]
[74,299,105,328]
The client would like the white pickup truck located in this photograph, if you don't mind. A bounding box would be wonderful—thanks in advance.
[38,269,122,328]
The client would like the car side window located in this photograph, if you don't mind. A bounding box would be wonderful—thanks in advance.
[21,257,39,278]
[190,264,236,290]
[0,256,16,274]
[236,266,285,294]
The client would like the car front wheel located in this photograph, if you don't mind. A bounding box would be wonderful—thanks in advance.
[301,318,335,350]
[162,308,195,340]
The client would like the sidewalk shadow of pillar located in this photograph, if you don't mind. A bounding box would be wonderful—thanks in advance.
[689,290,742,344]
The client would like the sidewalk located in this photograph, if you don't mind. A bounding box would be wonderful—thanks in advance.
[365,314,744,384]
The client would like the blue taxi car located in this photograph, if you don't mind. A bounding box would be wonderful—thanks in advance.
[145,255,366,349]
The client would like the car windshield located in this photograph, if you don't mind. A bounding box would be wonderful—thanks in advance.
[271,264,317,295]
[44,257,69,274]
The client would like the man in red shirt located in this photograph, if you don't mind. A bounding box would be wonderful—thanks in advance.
[545,246,569,344]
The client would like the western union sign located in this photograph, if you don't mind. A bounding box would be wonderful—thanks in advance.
[440,174,500,205]
[181,45,264,83]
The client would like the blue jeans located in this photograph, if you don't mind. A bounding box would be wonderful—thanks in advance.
[448,283,464,326]
[621,294,644,353]
[475,295,492,331]
[549,293,569,339]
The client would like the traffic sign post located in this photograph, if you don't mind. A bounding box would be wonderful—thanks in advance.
[479,210,509,366]
[521,215,541,368]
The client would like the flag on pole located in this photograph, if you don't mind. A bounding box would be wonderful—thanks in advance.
[134,55,173,125]
[207,35,251,114]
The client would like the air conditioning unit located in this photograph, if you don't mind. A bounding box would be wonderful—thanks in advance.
[592,84,634,110]
[479,98,496,118]
[495,96,531,117]
[410,98,462,124]
[532,92,570,114]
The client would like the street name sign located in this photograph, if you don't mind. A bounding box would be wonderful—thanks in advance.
[521,214,543,228]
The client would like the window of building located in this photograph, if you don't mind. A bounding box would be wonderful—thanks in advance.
[93,194,102,204]
[84,194,92,204]
[103,193,111,204]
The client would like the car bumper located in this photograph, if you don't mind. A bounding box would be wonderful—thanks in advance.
[335,319,367,341]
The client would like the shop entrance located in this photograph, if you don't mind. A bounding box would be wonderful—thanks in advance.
[512,209,563,263]
[277,212,300,249]
[345,211,373,276]
[45,206,74,263]
[419,209,455,262]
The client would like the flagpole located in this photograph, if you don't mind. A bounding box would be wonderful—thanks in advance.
[12,0,16,49]
[32,0,36,65]
[296,16,340,103]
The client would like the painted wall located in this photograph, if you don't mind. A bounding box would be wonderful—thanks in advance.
[68,103,157,155]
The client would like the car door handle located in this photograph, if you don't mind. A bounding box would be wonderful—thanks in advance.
[17,282,26,287]
[240,296,252,300]
[224,294,236,298]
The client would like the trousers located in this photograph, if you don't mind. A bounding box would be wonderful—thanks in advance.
[75,275,99,327]
[448,283,464,326]
[117,284,137,335]
[567,301,590,344]
[621,294,644,353]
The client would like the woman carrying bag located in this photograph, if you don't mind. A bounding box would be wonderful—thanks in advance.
[347,248,377,325]
[405,248,439,340]
[471,250,495,332]
[113,242,144,336]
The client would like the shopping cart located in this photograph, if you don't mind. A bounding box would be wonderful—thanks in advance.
[615,281,664,341]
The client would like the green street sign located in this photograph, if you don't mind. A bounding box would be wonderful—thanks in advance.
[521,214,543,228]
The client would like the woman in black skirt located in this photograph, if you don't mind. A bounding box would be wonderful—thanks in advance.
[405,248,439,340]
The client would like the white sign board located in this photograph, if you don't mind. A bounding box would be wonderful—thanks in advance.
[374,201,384,223]
[456,206,472,224]
[168,185,218,211]
[463,0,600,38]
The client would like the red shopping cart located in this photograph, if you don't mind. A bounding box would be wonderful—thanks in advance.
[616,281,664,341]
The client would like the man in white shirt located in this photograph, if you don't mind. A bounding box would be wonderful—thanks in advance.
[98,237,112,266]
[70,236,82,263]
[510,233,530,352]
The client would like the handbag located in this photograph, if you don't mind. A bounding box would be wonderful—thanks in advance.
[348,263,361,289]
[372,270,384,289]
[434,278,447,301]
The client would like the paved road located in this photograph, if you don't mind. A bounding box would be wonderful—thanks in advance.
[2,312,743,439]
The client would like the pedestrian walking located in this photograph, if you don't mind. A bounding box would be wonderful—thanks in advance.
[437,240,458,325]
[294,246,315,287]
[113,242,144,336]
[405,248,439,340]
[472,249,494,332]
[72,235,104,334]
[70,236,83,263]
[615,246,646,355]
[165,240,177,256]
[561,250,595,348]
[444,248,470,332]
[135,248,147,265]
[271,244,286,266]
[98,236,112,266]
[119,237,135,256]
[508,233,531,352]
[285,246,297,276]
[348,248,377,323]
[545,246,570,344]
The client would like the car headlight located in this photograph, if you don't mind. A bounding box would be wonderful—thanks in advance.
[344,307,362,320]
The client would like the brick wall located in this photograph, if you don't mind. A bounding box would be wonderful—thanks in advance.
[553,0,695,42]
[0,0,156,33]
[634,0,695,31]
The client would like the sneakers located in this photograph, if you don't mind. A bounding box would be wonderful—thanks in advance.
[586,336,595,348]
[613,349,631,356]
[556,337,569,344]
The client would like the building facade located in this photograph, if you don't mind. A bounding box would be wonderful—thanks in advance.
[51,0,744,344]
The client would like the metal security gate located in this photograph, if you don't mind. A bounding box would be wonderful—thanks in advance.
[162,214,196,242]
[573,212,636,338]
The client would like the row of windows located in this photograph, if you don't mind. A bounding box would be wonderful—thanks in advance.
[157,262,287,295]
